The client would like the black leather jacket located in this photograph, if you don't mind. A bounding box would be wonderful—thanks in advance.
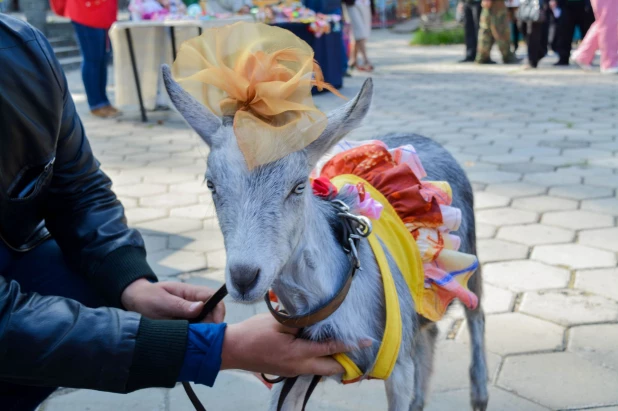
[0,15,187,392]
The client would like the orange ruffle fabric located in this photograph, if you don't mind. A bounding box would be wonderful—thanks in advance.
[316,141,479,320]
[320,144,445,230]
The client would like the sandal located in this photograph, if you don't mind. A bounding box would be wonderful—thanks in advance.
[357,64,374,72]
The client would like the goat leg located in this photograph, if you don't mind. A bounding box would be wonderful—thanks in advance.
[410,321,438,411]
[385,359,415,411]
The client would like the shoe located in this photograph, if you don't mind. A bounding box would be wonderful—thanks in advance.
[91,105,121,118]
[343,70,352,77]
[573,58,593,71]
[601,66,618,74]
[475,58,497,64]
[503,55,522,64]
[458,57,475,63]
[571,51,593,71]
[103,106,121,117]
[523,63,537,70]
[553,60,569,66]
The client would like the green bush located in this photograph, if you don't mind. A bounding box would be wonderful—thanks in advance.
[410,27,466,46]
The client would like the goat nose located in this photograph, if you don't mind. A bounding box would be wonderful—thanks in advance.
[230,264,260,294]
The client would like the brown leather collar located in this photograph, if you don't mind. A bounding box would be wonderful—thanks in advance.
[264,199,372,329]
[264,252,358,328]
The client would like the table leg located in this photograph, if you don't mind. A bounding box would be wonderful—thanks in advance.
[125,29,148,123]
[170,26,177,61]
[198,26,203,36]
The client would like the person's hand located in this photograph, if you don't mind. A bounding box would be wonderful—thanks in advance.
[238,5,251,14]
[481,0,491,8]
[121,278,226,323]
[221,314,372,377]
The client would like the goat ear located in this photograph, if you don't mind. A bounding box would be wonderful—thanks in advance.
[306,78,373,165]
[162,64,222,147]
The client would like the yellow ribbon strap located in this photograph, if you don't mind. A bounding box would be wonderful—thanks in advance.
[330,175,425,383]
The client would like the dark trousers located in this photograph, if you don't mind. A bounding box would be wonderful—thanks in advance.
[507,7,519,52]
[72,21,111,110]
[0,239,103,411]
[464,2,482,60]
[520,10,550,67]
[556,0,595,63]
[520,21,544,66]
[511,20,520,52]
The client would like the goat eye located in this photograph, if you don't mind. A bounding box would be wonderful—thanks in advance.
[293,182,306,195]
[206,180,216,193]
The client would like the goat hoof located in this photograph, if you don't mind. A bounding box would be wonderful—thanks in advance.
[471,398,488,411]
[410,398,424,411]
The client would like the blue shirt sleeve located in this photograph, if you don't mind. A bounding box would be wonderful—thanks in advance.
[178,323,227,387]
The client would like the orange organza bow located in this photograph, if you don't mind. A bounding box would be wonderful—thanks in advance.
[171,22,343,169]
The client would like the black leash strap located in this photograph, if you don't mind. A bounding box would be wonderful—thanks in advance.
[275,375,322,411]
[194,284,228,323]
[184,284,228,411]
[182,382,207,411]
[277,376,299,411]
[302,375,322,410]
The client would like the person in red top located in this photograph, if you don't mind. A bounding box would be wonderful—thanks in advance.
[52,0,120,117]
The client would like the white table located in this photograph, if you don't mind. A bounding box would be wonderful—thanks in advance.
[109,16,254,122]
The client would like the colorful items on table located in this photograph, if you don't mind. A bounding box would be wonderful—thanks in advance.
[129,0,168,20]
[129,0,235,20]
[254,2,342,37]
[309,18,332,37]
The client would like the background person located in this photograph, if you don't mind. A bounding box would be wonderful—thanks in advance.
[505,0,520,54]
[475,0,521,64]
[458,0,483,62]
[50,0,120,118]
[552,0,594,66]
[344,0,374,71]
[571,0,618,73]
[518,0,550,68]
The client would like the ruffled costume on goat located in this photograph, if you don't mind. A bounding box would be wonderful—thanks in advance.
[312,140,479,322]
[310,140,479,383]
[169,21,479,385]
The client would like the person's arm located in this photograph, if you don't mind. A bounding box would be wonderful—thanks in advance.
[0,275,351,391]
[34,29,155,309]
[0,276,187,391]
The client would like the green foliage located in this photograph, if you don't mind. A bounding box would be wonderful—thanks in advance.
[410,27,466,46]
[442,10,456,22]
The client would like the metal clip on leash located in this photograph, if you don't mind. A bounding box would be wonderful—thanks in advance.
[183,284,228,411]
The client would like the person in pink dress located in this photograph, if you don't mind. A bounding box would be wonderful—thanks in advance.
[572,0,618,74]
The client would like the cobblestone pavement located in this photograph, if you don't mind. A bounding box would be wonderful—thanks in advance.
[41,30,618,411]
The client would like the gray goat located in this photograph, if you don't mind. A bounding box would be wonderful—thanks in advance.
[162,65,488,411]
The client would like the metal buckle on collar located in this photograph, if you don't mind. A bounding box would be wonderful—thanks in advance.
[331,200,373,269]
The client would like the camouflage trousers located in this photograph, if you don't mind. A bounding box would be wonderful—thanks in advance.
[475,1,513,62]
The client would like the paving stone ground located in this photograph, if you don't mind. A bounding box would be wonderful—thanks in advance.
[41,29,618,411]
